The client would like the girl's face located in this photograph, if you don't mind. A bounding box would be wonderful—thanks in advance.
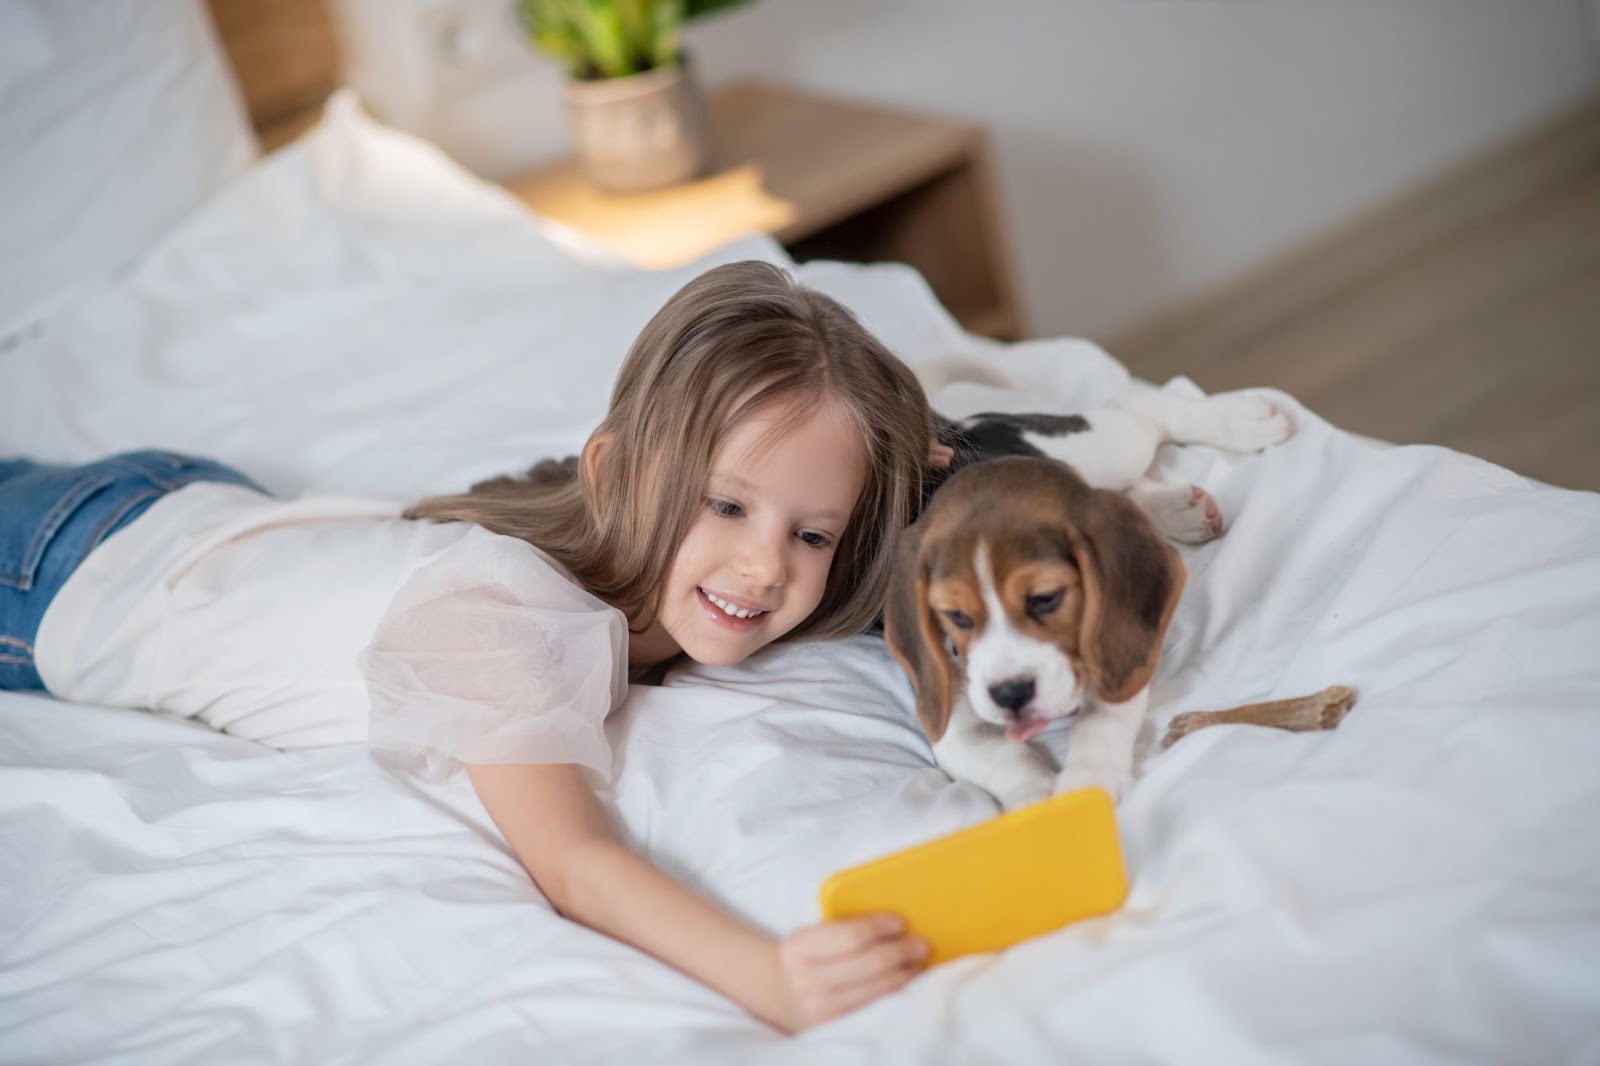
[644,399,867,668]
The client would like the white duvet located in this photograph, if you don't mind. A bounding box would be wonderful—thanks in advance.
[2,96,1597,1066]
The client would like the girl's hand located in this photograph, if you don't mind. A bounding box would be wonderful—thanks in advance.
[771,913,928,1032]
[928,439,955,469]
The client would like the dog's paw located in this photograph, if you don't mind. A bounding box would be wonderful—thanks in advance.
[1200,394,1295,453]
[985,758,1062,809]
[1140,483,1223,543]
[1055,761,1133,803]
[990,776,1054,811]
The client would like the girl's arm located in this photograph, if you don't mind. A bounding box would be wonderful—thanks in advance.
[465,761,926,1033]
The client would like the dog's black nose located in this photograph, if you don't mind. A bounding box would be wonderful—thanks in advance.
[987,678,1036,712]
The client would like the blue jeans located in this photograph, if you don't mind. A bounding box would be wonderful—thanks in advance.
[0,451,265,691]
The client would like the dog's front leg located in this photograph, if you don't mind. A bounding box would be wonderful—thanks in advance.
[933,697,1056,811]
[1054,687,1149,802]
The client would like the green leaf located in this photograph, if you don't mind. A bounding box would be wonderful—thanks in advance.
[521,0,755,79]
[569,0,635,78]
[651,0,684,68]
[521,0,583,75]
[615,0,650,66]
[536,33,590,76]
[686,0,751,18]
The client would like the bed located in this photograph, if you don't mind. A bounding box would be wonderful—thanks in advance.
[3,5,1599,1064]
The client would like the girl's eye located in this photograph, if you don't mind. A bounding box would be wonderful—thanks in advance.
[797,530,832,550]
[706,498,743,518]
[1026,589,1065,619]
[944,610,974,631]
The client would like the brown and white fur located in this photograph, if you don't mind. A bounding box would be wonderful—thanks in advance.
[883,360,1294,808]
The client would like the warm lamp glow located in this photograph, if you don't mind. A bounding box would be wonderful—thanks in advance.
[508,163,798,269]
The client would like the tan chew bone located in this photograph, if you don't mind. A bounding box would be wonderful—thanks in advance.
[1160,685,1356,750]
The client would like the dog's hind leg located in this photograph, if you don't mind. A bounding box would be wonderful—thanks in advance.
[1127,478,1223,543]
[1109,390,1295,453]
[1027,408,1167,492]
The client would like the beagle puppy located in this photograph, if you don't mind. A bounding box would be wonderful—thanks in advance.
[885,361,1294,808]
[884,456,1185,809]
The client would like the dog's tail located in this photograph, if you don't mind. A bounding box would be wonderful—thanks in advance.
[914,355,1017,398]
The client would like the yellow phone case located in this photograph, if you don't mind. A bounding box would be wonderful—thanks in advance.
[818,788,1128,965]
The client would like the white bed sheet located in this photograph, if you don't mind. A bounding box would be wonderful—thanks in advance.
[2,96,1598,1066]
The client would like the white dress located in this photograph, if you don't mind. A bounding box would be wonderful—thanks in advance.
[34,482,629,776]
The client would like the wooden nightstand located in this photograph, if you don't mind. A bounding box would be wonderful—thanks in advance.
[506,83,1025,340]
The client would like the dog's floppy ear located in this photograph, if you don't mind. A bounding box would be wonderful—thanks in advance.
[1066,489,1186,703]
[883,521,957,742]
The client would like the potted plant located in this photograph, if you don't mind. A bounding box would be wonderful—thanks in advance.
[519,0,752,194]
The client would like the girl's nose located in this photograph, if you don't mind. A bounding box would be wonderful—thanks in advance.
[736,530,787,588]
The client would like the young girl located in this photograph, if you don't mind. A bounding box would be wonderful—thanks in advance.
[0,260,941,1032]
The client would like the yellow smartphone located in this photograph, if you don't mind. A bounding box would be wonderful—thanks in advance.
[818,788,1128,965]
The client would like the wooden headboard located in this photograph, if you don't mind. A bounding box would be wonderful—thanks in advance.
[206,0,342,150]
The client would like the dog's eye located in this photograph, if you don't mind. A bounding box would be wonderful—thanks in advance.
[1026,589,1064,618]
[943,610,974,631]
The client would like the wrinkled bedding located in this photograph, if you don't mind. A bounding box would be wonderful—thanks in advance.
[2,96,1597,1066]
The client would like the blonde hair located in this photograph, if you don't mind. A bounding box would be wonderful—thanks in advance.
[406,260,932,643]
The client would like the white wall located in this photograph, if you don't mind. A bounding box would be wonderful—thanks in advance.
[690,0,1600,341]
[339,0,1600,342]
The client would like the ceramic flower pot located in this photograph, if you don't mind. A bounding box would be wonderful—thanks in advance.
[562,58,710,194]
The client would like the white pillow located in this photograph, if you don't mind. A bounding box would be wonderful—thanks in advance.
[0,0,258,346]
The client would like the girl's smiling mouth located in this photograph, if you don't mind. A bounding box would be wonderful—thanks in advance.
[698,587,770,629]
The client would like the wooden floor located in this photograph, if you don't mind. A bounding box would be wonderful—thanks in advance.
[1107,100,1600,494]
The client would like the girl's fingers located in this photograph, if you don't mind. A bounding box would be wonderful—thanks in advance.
[776,918,927,1029]
[806,934,929,989]
[791,913,904,961]
[823,962,921,1017]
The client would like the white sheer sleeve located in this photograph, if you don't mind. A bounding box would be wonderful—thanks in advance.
[360,527,629,780]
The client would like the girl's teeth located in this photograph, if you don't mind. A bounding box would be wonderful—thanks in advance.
[703,589,764,619]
